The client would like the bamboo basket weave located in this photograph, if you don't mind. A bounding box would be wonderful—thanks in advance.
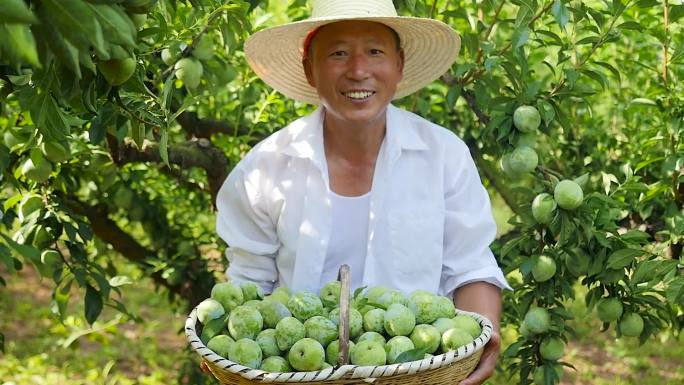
[185,266,493,384]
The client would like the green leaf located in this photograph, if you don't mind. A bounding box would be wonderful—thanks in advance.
[537,100,555,125]
[353,286,367,300]
[30,92,71,143]
[617,21,643,31]
[484,56,502,72]
[576,35,600,46]
[671,5,684,23]
[404,0,417,13]
[62,316,120,348]
[159,128,169,167]
[629,98,657,106]
[0,24,40,67]
[3,193,22,212]
[636,0,659,7]
[446,85,460,109]
[160,73,176,111]
[580,68,607,90]
[462,33,480,57]
[0,144,9,174]
[41,0,107,59]
[503,340,524,358]
[500,236,525,259]
[0,0,38,24]
[31,9,82,78]
[512,26,530,49]
[130,119,145,148]
[612,0,626,13]
[557,212,575,246]
[607,248,642,269]
[593,61,621,83]
[91,271,111,300]
[551,0,570,29]
[514,1,534,27]
[87,3,137,49]
[535,30,563,46]
[573,173,589,189]
[395,347,428,363]
[563,68,579,87]
[0,232,40,264]
[665,277,684,304]
[619,230,650,242]
[109,275,133,287]
[6,74,31,86]
[0,244,17,274]
[79,49,97,74]
[90,104,117,145]
[631,260,677,285]
[85,284,103,325]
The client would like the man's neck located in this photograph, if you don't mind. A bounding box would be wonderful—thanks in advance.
[322,111,387,165]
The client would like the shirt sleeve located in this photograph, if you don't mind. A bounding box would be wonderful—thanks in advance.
[439,140,512,298]
[216,163,280,294]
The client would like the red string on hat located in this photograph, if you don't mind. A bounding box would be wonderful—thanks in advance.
[302,27,322,61]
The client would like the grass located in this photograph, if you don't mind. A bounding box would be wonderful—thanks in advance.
[0,265,193,385]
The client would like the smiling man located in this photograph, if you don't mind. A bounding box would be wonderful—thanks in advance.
[215,1,510,384]
[303,20,404,197]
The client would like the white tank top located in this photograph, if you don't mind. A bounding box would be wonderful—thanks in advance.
[319,190,370,291]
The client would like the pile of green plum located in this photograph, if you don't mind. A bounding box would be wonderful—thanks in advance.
[195,281,482,372]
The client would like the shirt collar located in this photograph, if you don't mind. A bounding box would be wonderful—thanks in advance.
[386,104,429,152]
[281,104,429,162]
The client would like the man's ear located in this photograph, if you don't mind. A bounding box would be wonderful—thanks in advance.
[303,57,316,87]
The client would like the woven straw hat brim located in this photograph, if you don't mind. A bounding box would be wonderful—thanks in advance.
[244,16,461,105]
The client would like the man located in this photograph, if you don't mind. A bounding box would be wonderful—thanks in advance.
[215,1,510,384]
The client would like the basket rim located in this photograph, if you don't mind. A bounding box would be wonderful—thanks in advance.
[185,305,493,383]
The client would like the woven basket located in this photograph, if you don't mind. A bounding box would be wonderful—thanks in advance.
[185,266,493,384]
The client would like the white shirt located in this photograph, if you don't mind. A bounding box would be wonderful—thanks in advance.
[319,191,370,290]
[216,104,511,296]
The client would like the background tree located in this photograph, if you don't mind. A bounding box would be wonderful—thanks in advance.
[0,0,682,384]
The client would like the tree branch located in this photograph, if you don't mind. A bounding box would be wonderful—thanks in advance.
[61,194,215,309]
[459,1,556,87]
[476,0,506,65]
[61,195,178,291]
[176,111,251,139]
[113,138,229,207]
[440,79,523,215]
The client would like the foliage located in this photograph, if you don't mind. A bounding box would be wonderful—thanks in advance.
[1,0,683,384]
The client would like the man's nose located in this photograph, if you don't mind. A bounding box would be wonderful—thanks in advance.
[346,53,370,80]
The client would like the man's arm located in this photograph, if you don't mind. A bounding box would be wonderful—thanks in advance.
[453,281,502,385]
[216,164,279,293]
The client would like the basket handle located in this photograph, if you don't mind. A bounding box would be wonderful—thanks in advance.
[337,264,351,366]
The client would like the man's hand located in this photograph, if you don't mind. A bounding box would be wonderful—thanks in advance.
[459,329,500,385]
[452,282,504,385]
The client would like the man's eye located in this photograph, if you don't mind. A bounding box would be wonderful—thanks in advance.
[370,49,384,55]
[331,51,346,57]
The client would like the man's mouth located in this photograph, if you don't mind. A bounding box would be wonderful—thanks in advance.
[342,90,376,100]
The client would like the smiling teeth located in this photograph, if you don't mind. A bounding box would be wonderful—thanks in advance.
[344,91,374,99]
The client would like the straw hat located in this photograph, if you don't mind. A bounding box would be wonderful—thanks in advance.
[244,0,461,105]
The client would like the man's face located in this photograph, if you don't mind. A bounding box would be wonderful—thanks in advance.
[303,20,404,129]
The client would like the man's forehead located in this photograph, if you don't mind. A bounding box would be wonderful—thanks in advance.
[315,20,397,41]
